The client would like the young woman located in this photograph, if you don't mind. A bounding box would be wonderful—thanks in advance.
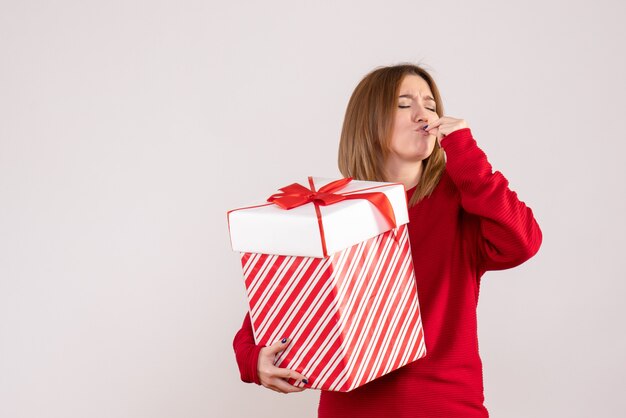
[233,63,542,417]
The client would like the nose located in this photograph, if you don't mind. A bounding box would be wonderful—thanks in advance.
[412,103,430,123]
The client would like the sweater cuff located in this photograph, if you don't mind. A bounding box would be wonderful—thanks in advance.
[240,344,264,385]
[439,127,474,152]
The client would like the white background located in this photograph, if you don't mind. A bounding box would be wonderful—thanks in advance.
[1,1,625,417]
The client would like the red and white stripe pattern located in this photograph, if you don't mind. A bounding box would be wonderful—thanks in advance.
[240,224,426,392]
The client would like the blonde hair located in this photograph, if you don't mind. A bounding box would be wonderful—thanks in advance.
[338,63,446,207]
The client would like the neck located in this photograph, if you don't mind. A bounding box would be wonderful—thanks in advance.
[385,159,424,191]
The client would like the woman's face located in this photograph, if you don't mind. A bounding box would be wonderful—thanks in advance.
[387,75,439,165]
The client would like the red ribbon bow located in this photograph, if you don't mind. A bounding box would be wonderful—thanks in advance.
[267,177,397,257]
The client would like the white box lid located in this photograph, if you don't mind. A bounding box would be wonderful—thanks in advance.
[227,177,409,258]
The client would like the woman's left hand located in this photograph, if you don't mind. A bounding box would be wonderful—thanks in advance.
[425,116,468,146]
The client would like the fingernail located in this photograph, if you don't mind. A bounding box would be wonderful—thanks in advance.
[424,124,429,130]
[281,338,288,344]
[302,378,309,384]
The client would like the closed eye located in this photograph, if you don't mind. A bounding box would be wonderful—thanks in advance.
[398,105,436,112]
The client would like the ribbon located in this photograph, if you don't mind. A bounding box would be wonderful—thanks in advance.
[267,177,397,257]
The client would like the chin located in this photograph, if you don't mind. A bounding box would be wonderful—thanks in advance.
[423,138,437,158]
[414,142,437,160]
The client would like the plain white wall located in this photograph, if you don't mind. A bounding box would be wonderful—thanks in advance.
[1,1,624,417]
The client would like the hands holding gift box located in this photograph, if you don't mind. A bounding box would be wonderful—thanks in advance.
[257,337,309,393]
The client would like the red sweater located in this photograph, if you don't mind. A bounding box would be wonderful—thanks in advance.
[233,128,542,417]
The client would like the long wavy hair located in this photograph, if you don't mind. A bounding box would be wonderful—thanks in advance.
[338,63,446,207]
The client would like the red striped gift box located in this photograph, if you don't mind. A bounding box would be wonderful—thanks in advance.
[241,223,425,392]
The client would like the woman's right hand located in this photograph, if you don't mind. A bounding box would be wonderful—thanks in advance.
[258,338,309,393]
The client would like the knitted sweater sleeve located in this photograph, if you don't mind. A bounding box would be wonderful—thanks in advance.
[232,313,263,385]
[440,128,542,272]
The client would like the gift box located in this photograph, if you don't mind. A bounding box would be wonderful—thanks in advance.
[228,177,426,391]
